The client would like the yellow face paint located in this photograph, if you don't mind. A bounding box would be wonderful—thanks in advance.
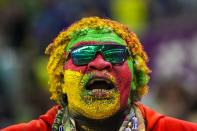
[81,125,94,131]
[63,69,120,119]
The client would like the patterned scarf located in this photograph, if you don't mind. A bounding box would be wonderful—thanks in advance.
[52,105,145,131]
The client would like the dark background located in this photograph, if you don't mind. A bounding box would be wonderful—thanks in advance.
[0,0,197,128]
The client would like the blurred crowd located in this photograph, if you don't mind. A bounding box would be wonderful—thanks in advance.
[0,0,197,129]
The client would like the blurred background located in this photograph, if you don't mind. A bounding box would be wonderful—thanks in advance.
[0,0,197,128]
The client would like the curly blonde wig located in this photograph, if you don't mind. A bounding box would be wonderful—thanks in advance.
[45,17,151,104]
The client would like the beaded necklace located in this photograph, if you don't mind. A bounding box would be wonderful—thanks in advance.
[52,105,145,131]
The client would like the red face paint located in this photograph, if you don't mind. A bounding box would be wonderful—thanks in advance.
[64,41,132,111]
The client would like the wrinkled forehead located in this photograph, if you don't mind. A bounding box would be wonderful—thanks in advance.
[66,28,126,51]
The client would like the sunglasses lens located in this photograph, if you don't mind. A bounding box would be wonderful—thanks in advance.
[103,48,126,64]
[71,46,96,65]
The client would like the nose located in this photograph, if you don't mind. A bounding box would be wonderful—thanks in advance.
[87,54,112,71]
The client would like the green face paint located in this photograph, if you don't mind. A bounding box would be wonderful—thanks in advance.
[127,58,135,90]
[66,28,126,51]
[127,57,136,104]
[137,71,149,86]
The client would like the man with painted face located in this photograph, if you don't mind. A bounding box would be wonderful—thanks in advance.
[2,17,197,131]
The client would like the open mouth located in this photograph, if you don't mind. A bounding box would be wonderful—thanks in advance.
[84,78,116,97]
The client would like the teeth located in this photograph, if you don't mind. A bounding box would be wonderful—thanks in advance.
[92,89,97,92]
[92,89,108,92]
[102,89,105,92]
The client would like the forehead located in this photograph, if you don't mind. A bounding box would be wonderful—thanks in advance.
[66,28,126,51]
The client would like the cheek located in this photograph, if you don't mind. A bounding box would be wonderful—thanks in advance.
[63,59,87,72]
[113,62,132,109]
[62,69,86,94]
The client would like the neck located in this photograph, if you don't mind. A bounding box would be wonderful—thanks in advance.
[69,106,130,131]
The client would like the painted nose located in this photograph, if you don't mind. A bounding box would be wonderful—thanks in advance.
[87,54,112,71]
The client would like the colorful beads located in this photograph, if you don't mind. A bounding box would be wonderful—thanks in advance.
[132,117,138,131]
[52,108,65,131]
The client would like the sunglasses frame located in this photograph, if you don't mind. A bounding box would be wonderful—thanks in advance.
[65,43,131,66]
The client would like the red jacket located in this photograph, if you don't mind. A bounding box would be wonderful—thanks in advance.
[1,103,197,131]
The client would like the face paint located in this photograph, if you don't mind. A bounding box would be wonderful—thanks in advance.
[66,28,126,51]
[81,125,93,131]
[127,58,136,104]
[63,28,134,119]
[63,69,120,119]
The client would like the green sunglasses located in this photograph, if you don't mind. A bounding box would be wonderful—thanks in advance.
[66,43,129,66]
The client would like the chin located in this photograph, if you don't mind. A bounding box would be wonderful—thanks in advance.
[68,91,120,119]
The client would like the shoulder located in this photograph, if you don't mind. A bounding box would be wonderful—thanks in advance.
[39,105,61,125]
[136,103,197,131]
[1,105,61,131]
